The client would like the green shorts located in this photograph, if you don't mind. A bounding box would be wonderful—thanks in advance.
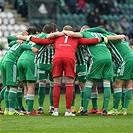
[17,59,37,82]
[38,64,53,81]
[1,61,18,86]
[76,64,87,82]
[86,59,113,82]
[116,59,133,80]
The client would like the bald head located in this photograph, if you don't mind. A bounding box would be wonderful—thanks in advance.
[80,25,89,32]
[63,25,74,31]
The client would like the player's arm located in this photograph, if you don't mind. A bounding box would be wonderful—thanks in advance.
[79,37,107,45]
[47,31,64,38]
[16,35,29,40]
[7,35,18,44]
[62,30,82,38]
[30,37,55,45]
[108,35,126,41]
[21,43,39,54]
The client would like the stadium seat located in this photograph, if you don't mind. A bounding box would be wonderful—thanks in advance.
[20,24,27,31]
[9,18,16,25]
[101,15,108,20]
[7,25,14,31]
[0,31,2,37]
[3,18,9,25]
[1,25,7,31]
[0,18,2,24]
[3,31,10,37]
[10,31,16,35]
[6,12,14,18]
[0,12,7,18]
[14,24,20,32]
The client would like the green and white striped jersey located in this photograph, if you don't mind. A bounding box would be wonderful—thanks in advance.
[76,45,87,65]
[107,41,123,67]
[37,44,54,64]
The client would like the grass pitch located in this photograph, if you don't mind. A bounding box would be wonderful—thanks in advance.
[0,93,133,133]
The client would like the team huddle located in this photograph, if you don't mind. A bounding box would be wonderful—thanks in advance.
[0,23,132,117]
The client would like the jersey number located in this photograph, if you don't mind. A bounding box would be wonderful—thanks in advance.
[11,44,20,50]
[64,36,68,43]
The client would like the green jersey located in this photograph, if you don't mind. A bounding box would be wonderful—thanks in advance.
[18,33,47,62]
[88,27,133,65]
[7,35,18,44]
[87,27,124,67]
[81,29,112,61]
[2,41,32,63]
[107,32,133,60]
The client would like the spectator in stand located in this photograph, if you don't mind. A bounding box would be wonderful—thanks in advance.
[65,0,77,14]
[117,0,126,4]
[85,0,100,5]
[120,16,131,34]
[76,0,86,14]
[129,38,133,50]
[0,0,4,12]
[93,18,99,27]
[16,0,28,18]
[114,23,124,34]
[110,6,122,16]
[87,10,96,27]
[98,0,113,15]
[99,18,107,27]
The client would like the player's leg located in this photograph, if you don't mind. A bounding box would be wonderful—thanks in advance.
[71,83,76,114]
[108,79,123,115]
[87,83,98,114]
[77,82,85,113]
[119,80,132,115]
[49,81,54,113]
[37,66,47,114]
[52,58,63,116]
[76,64,87,113]
[63,57,75,116]
[17,81,26,114]
[52,77,62,116]
[1,62,9,115]
[0,86,6,114]
[25,61,40,116]
[37,80,46,114]
[48,68,54,113]
[76,80,93,115]
[102,80,111,116]
[65,76,75,116]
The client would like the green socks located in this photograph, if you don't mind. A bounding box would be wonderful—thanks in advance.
[113,88,122,109]
[27,94,35,112]
[38,82,46,108]
[91,92,98,109]
[80,87,85,107]
[103,82,111,111]
[0,86,6,103]
[83,82,93,112]
[123,88,132,109]
[8,88,17,112]
[17,87,23,109]
[4,88,9,110]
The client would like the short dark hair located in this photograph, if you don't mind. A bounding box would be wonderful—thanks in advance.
[51,23,58,32]
[35,27,42,33]
[27,27,37,35]
[98,25,106,30]
[129,39,133,45]
[43,23,54,34]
